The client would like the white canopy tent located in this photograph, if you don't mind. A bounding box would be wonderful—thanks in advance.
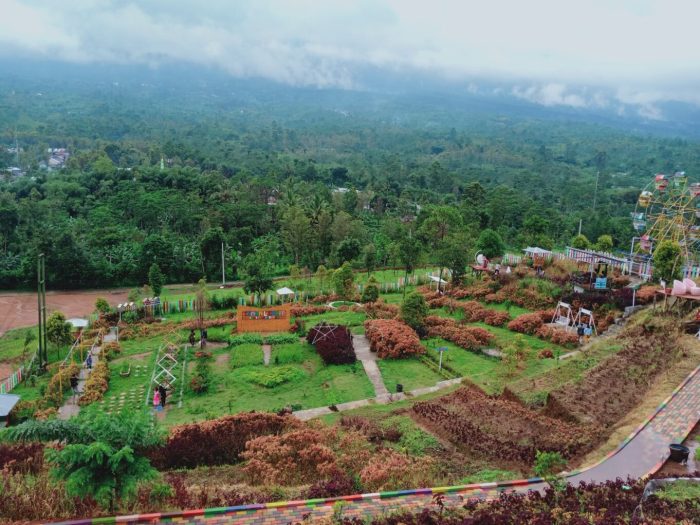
[523,247,553,257]
[67,318,89,330]
[276,287,295,296]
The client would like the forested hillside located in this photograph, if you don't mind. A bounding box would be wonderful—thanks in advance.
[1,68,699,289]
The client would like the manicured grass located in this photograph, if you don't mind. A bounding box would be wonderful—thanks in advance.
[656,480,700,501]
[303,310,366,327]
[100,352,154,410]
[459,469,521,484]
[231,343,264,367]
[472,322,569,354]
[0,327,38,365]
[162,341,374,426]
[381,415,441,456]
[477,301,531,317]
[377,357,444,392]
[423,338,500,388]
[319,384,462,425]
[119,334,176,358]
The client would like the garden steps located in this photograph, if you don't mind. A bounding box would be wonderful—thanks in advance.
[57,326,115,420]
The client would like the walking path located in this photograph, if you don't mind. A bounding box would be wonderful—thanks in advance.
[51,363,700,525]
[352,334,389,397]
[57,328,115,420]
[262,344,271,366]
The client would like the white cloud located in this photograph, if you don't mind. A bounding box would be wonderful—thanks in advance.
[1,0,699,106]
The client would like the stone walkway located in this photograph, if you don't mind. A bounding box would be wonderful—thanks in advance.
[352,334,389,397]
[262,344,271,366]
[57,328,115,420]
[51,364,700,525]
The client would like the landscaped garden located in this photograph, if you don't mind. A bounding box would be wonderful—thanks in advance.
[1,256,698,522]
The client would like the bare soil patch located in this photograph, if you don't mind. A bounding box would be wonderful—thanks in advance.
[0,288,129,336]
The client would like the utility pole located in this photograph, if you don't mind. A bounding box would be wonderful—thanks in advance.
[592,170,600,211]
[578,218,582,236]
[221,242,226,286]
[37,254,47,369]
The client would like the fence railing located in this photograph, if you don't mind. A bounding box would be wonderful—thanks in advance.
[0,366,23,394]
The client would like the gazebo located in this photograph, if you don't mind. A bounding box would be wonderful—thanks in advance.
[276,287,296,302]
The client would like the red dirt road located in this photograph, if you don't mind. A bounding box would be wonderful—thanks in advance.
[0,289,129,337]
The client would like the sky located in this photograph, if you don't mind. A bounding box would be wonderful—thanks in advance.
[2,0,700,115]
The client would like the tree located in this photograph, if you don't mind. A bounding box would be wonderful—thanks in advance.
[398,235,423,298]
[281,206,311,265]
[333,262,355,299]
[534,450,567,492]
[400,292,429,333]
[315,264,330,293]
[242,250,275,301]
[653,240,682,283]
[570,234,591,250]
[595,234,613,252]
[5,407,165,512]
[476,229,505,259]
[46,311,72,359]
[363,244,377,276]
[94,297,110,315]
[334,238,361,265]
[148,263,165,296]
[437,235,469,286]
[199,227,226,281]
[361,277,380,303]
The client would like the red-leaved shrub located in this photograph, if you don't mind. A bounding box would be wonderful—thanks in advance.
[507,313,544,334]
[307,323,356,364]
[364,319,424,358]
[147,413,300,469]
[483,310,510,326]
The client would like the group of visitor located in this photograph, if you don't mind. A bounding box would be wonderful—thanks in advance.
[577,323,593,343]
[188,328,208,348]
[153,383,169,411]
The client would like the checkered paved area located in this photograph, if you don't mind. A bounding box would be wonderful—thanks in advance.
[48,366,700,525]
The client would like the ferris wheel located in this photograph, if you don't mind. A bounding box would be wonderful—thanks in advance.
[631,172,700,264]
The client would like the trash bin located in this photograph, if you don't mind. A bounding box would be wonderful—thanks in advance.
[669,443,690,463]
[396,383,403,393]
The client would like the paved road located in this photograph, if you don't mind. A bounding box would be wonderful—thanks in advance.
[49,365,700,525]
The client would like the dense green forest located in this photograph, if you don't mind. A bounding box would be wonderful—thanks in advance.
[1,70,700,289]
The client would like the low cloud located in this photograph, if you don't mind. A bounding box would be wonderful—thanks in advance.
[1,0,700,106]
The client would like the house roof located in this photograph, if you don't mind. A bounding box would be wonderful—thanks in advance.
[276,287,295,295]
[429,275,447,284]
[67,318,89,328]
[0,394,20,418]
[523,247,552,255]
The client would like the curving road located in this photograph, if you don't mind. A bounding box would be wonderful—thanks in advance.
[49,365,700,525]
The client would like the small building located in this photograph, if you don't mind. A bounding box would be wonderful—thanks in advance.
[0,394,20,427]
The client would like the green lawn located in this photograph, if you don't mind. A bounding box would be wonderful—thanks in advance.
[303,310,366,327]
[472,322,569,354]
[423,338,500,388]
[0,327,38,365]
[377,357,444,392]
[118,334,178,358]
[162,341,375,426]
[99,351,155,412]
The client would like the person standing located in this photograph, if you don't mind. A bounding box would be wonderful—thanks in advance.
[86,353,93,370]
[70,373,79,400]
[153,389,161,411]
[188,329,196,347]
[158,384,167,408]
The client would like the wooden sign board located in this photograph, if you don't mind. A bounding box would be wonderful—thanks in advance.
[236,303,292,333]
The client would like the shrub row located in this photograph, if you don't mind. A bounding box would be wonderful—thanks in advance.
[147,412,300,469]
[425,317,494,351]
[364,319,424,358]
[78,360,110,406]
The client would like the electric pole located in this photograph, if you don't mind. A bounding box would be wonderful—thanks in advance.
[221,242,226,286]
[37,254,47,369]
